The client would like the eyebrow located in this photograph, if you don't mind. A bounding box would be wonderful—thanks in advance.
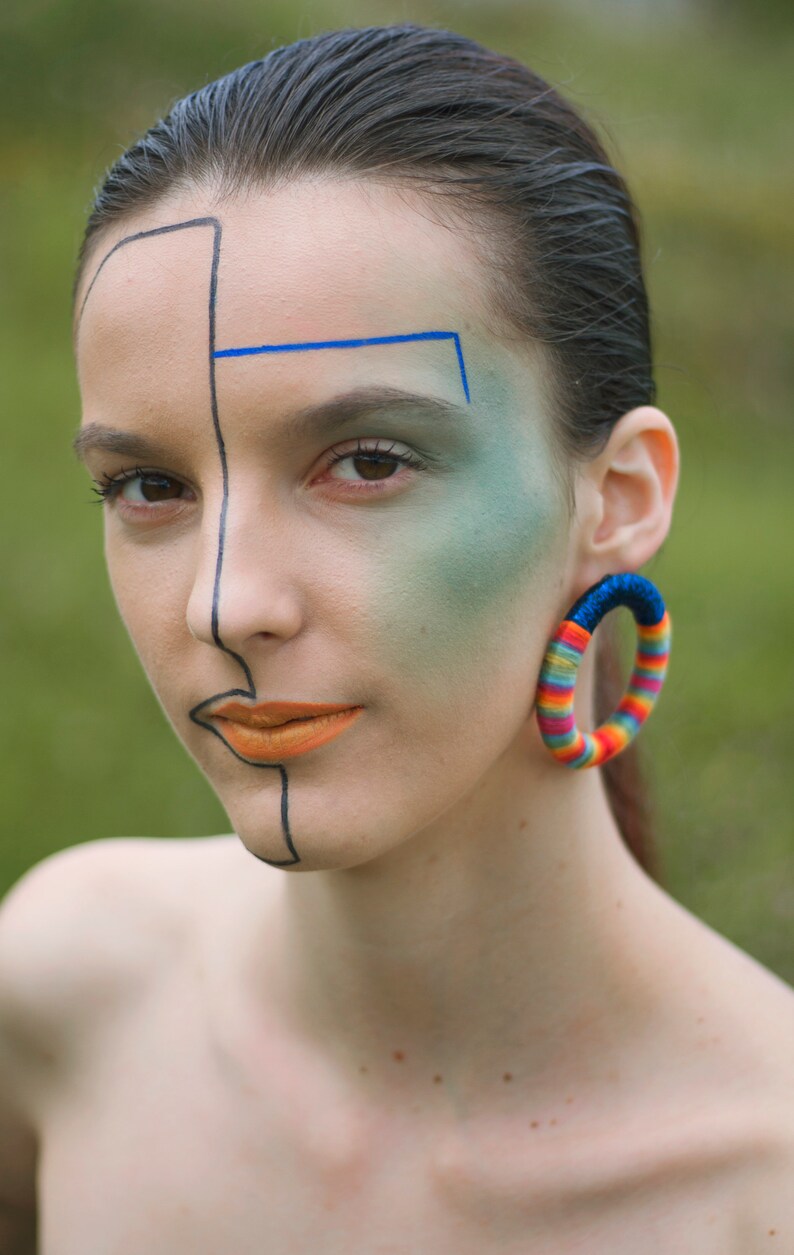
[72,386,466,464]
[72,426,163,463]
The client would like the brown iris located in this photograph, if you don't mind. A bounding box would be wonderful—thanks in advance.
[138,474,184,501]
[352,454,398,481]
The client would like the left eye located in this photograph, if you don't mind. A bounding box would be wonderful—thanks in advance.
[330,452,404,481]
[325,441,422,483]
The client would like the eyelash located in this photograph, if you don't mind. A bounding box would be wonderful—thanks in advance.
[90,440,428,504]
[91,466,151,504]
[323,439,427,476]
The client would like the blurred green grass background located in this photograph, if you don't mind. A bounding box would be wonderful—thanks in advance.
[1,0,792,980]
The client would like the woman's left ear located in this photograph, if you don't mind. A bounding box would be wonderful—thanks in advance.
[572,406,680,589]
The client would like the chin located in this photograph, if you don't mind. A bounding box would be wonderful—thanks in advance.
[222,783,403,874]
[199,731,480,874]
[232,822,389,874]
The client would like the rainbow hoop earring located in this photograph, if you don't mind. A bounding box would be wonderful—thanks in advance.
[536,573,671,769]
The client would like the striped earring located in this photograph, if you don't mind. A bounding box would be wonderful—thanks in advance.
[535,573,671,769]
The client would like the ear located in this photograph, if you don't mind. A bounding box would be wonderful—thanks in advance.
[570,406,680,592]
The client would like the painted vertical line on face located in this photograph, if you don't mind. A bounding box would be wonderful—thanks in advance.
[205,221,256,695]
[78,217,299,866]
[240,766,299,867]
[256,765,299,866]
[451,332,470,403]
[77,216,255,695]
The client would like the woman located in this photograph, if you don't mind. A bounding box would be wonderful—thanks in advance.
[1,24,792,1252]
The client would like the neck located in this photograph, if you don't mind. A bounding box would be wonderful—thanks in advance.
[242,731,664,1107]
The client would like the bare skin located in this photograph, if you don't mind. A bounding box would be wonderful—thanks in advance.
[1,180,792,1251]
[2,833,793,1254]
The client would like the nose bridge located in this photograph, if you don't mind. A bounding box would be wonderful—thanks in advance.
[187,475,304,663]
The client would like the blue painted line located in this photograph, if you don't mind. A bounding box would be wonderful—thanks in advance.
[450,333,470,404]
[214,330,470,402]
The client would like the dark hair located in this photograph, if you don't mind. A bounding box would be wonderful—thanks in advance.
[78,24,661,878]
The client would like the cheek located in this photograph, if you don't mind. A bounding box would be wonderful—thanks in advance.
[370,436,567,701]
[105,532,193,683]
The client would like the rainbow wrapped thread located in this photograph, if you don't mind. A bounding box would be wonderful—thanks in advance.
[536,573,671,769]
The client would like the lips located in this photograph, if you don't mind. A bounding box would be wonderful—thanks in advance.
[199,699,364,763]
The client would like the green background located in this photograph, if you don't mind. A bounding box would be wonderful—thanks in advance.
[2,0,792,981]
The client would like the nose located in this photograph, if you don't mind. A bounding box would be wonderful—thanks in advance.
[186,488,305,665]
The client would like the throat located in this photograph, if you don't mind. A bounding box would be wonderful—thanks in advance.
[232,754,655,1108]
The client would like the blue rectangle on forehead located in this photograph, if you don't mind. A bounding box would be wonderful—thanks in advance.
[213,330,471,403]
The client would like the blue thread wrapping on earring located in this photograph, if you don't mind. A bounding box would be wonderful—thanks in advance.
[567,573,666,633]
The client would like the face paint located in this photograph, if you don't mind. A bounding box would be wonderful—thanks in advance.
[334,349,568,797]
[194,319,472,866]
[77,203,481,867]
[75,180,570,873]
[214,329,470,403]
[376,417,561,683]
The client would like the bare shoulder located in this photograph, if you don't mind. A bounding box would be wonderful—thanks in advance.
[0,836,231,1078]
[725,941,794,1205]
[664,887,794,1113]
[657,897,794,1246]
[694,910,794,1088]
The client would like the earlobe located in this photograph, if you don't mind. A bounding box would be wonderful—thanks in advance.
[581,406,679,576]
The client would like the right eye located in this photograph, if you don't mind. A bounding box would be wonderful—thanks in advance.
[115,472,188,503]
[93,468,195,513]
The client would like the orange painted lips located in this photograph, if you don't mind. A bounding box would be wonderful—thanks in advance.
[207,700,364,763]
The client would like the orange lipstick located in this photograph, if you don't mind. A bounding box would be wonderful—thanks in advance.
[207,700,363,763]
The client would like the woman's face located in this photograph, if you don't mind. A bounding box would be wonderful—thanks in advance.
[75,180,572,870]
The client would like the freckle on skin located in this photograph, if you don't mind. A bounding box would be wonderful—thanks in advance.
[502,1072,513,1083]
[565,1096,574,1104]
[393,1050,405,1062]
[550,1118,557,1126]
[616,900,623,909]
[433,1075,443,1084]
[518,819,527,831]
[359,1065,368,1074]
[530,1121,539,1129]
[769,1229,777,1236]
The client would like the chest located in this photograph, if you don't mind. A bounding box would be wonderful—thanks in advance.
[33,952,772,1255]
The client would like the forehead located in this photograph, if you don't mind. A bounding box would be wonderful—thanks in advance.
[75,181,494,417]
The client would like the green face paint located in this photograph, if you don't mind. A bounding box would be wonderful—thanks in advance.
[362,351,569,697]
